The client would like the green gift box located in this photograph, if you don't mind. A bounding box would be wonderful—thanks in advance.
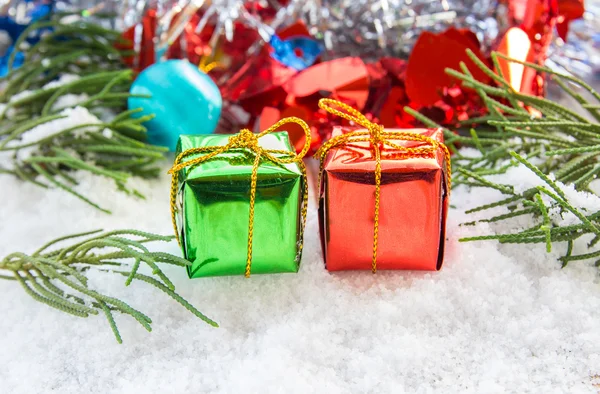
[170,129,308,278]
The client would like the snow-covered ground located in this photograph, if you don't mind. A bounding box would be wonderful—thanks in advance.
[1,149,599,393]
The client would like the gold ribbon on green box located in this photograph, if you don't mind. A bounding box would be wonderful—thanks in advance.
[169,118,310,278]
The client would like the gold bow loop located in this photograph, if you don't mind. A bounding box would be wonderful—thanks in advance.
[315,98,451,273]
[169,117,311,278]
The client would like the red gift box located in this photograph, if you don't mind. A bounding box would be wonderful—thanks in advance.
[317,100,451,272]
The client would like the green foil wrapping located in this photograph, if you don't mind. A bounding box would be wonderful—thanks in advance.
[175,132,304,278]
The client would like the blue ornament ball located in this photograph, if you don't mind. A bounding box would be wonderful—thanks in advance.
[128,59,222,151]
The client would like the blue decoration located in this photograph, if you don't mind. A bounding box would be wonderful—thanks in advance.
[0,1,54,76]
[0,47,24,76]
[0,16,28,41]
[269,35,322,71]
[0,16,27,76]
[128,59,222,151]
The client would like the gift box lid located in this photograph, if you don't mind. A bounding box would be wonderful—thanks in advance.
[176,131,302,182]
[324,127,446,173]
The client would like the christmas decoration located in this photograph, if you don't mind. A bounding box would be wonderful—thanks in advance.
[217,12,557,155]
[0,229,218,343]
[405,28,493,106]
[128,59,222,151]
[548,0,599,85]
[105,0,581,159]
[0,0,53,76]
[316,99,451,272]
[409,50,600,265]
[169,117,310,278]
[0,19,165,212]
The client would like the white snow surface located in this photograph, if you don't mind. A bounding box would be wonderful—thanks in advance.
[10,74,80,103]
[41,73,80,90]
[6,106,103,162]
[1,157,599,393]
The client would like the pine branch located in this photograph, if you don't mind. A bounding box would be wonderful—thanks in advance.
[406,51,600,266]
[0,230,218,343]
[0,19,165,213]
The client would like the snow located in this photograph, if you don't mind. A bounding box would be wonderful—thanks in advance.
[6,106,103,162]
[471,159,600,228]
[457,147,482,158]
[52,93,89,110]
[42,74,80,90]
[1,55,600,392]
[559,182,600,212]
[1,155,600,393]
[9,74,80,102]
[487,163,548,194]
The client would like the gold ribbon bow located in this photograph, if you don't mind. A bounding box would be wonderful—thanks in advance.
[169,118,311,278]
[198,61,223,74]
[315,98,451,273]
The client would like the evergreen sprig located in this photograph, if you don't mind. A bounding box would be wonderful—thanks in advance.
[0,19,166,212]
[0,229,218,343]
[406,50,600,266]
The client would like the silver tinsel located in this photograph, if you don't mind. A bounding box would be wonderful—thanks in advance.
[271,0,506,59]
[2,0,598,81]
[55,0,508,59]
[547,0,600,88]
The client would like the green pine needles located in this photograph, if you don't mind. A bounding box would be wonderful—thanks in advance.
[0,229,218,343]
[406,50,600,266]
[0,19,166,213]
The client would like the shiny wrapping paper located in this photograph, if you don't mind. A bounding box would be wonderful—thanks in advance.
[175,132,304,278]
[319,127,449,271]
[110,0,565,155]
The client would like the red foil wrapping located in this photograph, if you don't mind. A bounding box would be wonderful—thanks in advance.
[318,127,449,271]
[120,9,157,72]
[118,0,569,156]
